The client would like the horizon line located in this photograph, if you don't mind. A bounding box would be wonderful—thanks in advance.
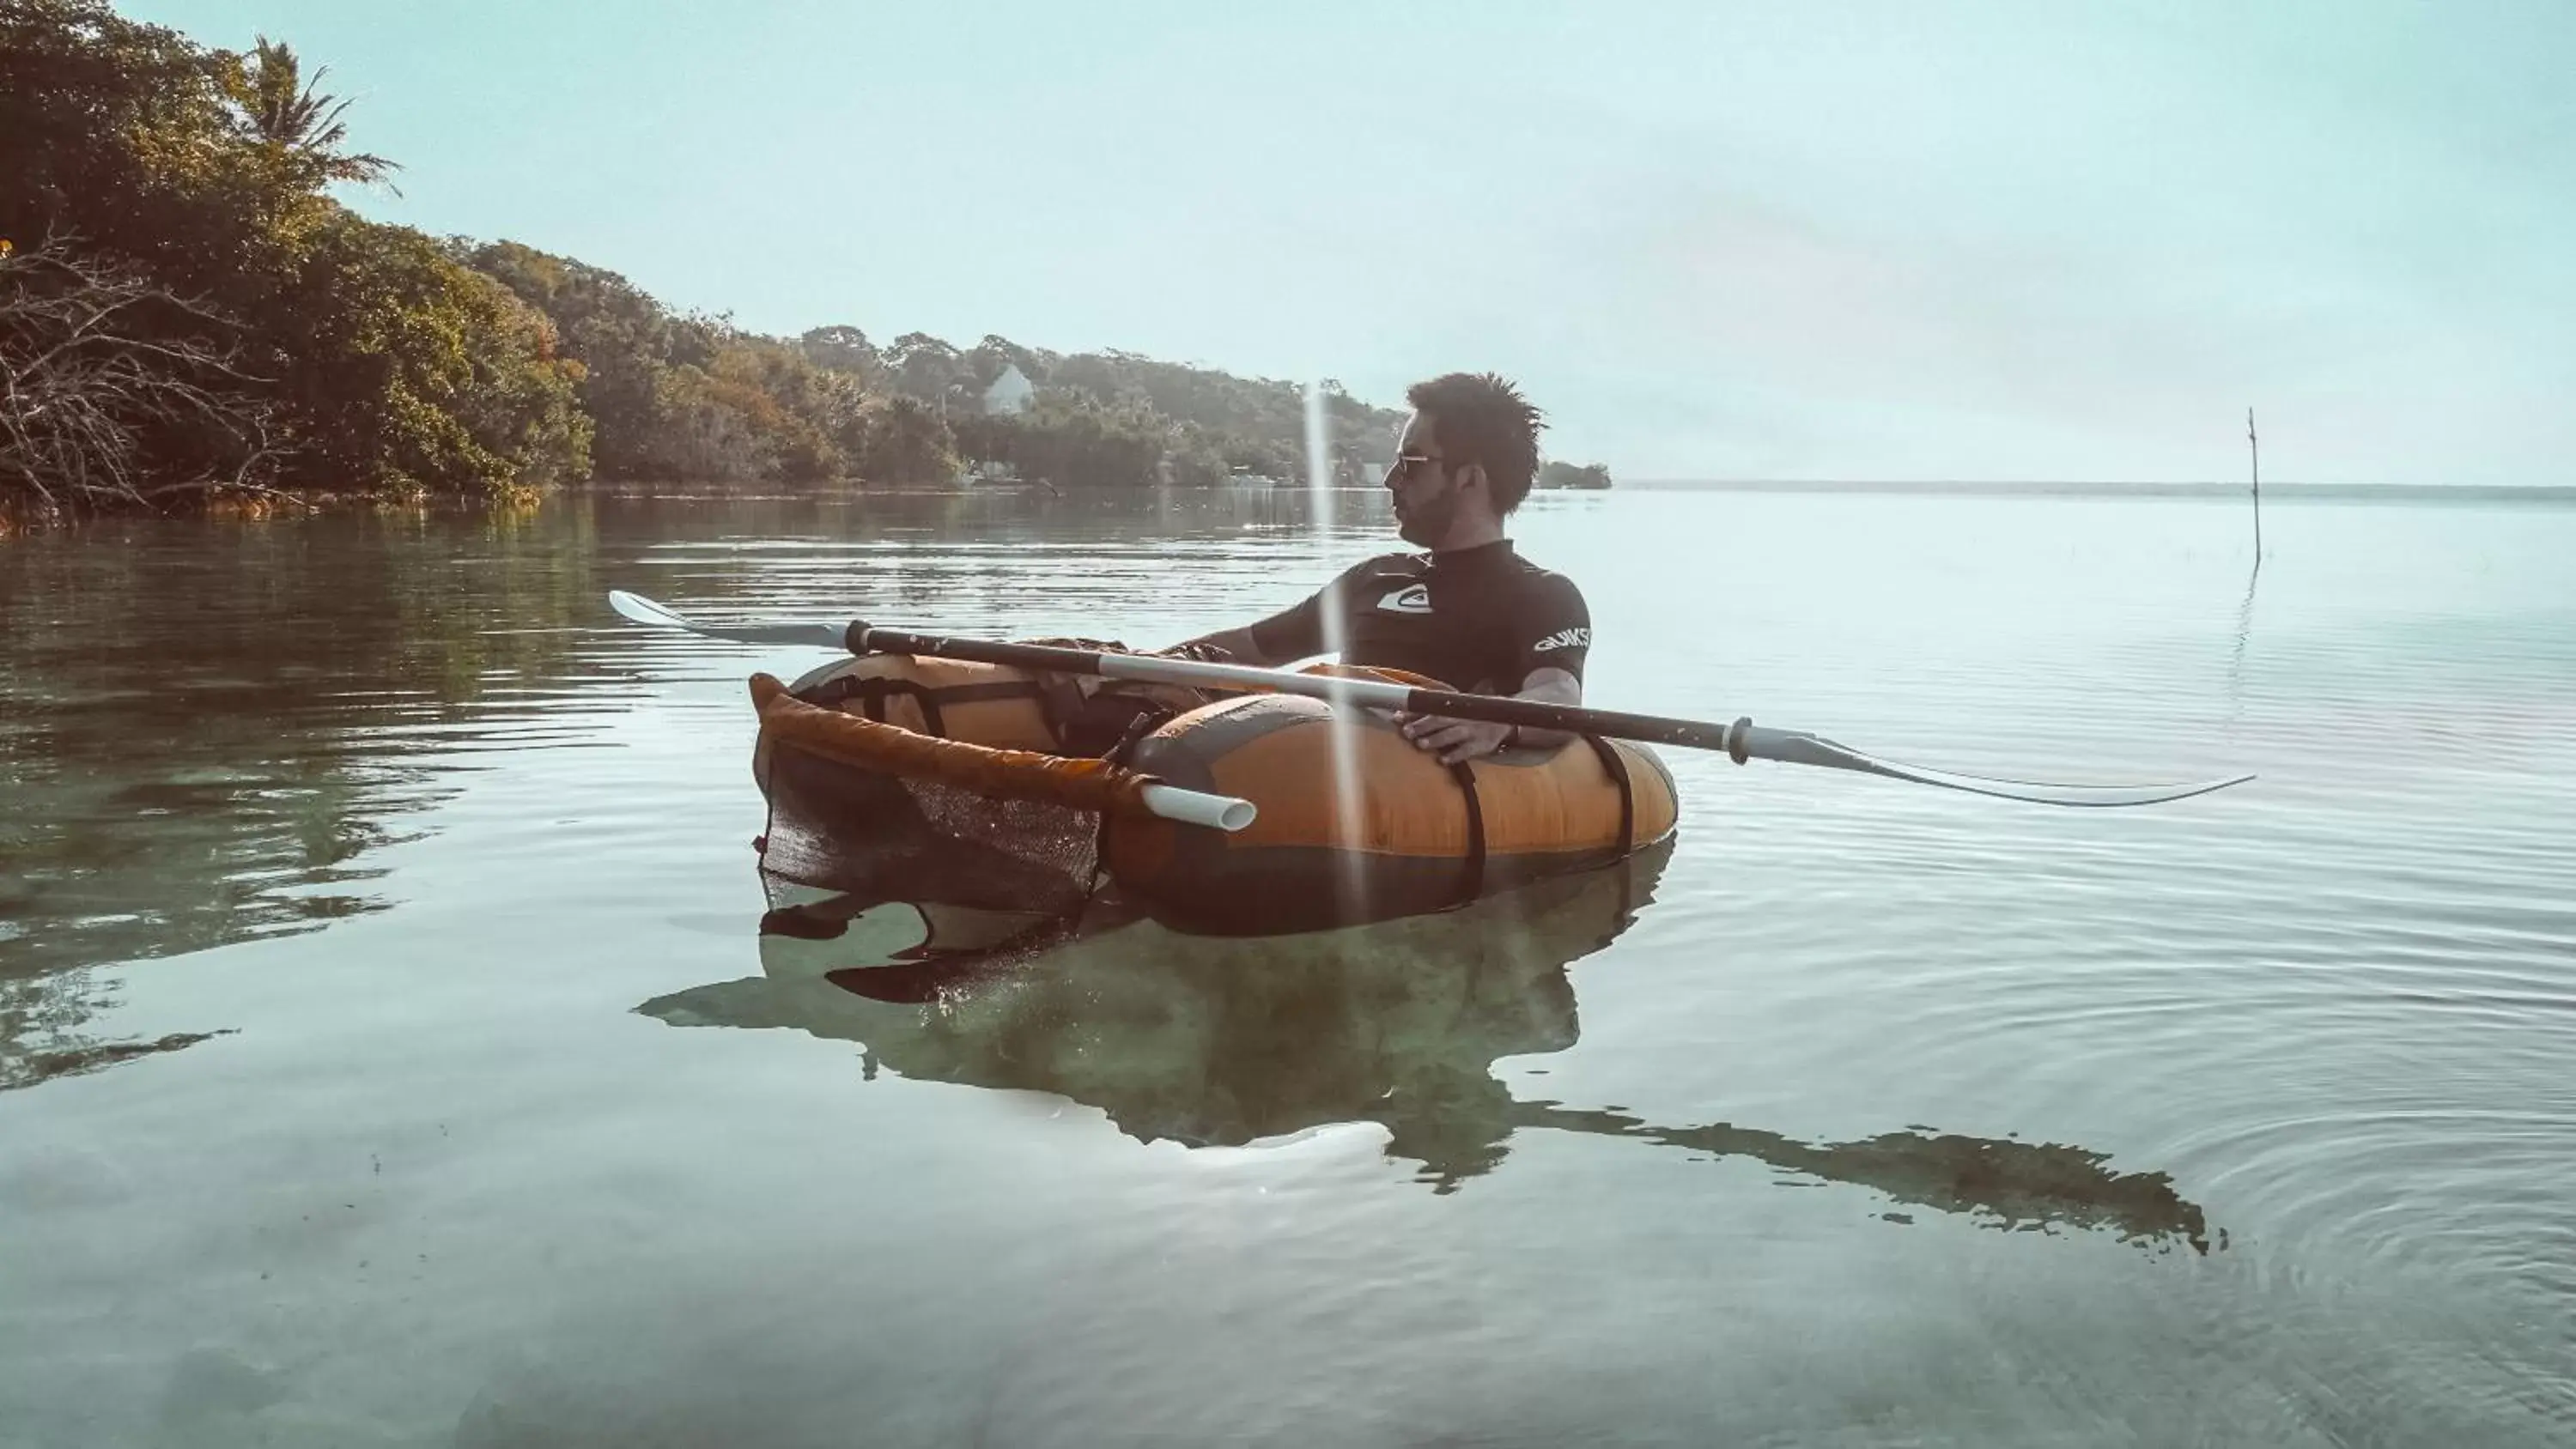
[1616,478,2576,499]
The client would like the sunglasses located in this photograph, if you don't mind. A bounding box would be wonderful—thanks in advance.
[1388,452,1449,483]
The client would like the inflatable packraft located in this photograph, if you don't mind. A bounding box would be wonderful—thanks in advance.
[748,643,1679,936]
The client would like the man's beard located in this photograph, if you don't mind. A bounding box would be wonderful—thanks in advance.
[1395,490,1456,548]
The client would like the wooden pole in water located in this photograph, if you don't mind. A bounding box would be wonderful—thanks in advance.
[2246,407,2263,555]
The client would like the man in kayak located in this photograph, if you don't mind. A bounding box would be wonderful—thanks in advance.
[1176,371,1589,765]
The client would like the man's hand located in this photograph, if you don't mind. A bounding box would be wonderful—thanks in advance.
[1165,627,1267,666]
[1394,712,1515,765]
[1394,666,1582,766]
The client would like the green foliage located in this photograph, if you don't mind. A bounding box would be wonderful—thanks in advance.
[0,0,1423,515]
[463,240,720,477]
[461,249,1410,491]
[799,324,881,383]
[1538,460,1613,490]
[225,36,400,191]
[268,215,588,498]
[954,391,1170,489]
[881,332,973,411]
[641,340,848,482]
[1044,354,1402,482]
[841,394,959,487]
[1162,421,1232,489]
[966,334,1053,391]
[468,251,884,484]
[0,0,301,297]
[0,0,585,514]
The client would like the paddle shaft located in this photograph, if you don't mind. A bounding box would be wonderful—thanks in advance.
[606,591,2249,805]
[846,622,1766,761]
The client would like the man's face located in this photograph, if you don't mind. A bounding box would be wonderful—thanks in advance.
[1388,411,1464,548]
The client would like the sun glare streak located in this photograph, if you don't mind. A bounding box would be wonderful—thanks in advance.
[1307,381,1370,923]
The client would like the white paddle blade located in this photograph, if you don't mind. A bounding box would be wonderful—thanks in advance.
[608,589,688,628]
[1741,727,2254,808]
[606,591,848,650]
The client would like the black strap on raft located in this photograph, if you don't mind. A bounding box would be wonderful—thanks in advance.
[799,671,1180,761]
[1058,691,1181,760]
[1448,761,1487,907]
[1103,708,1163,768]
[799,676,1045,739]
[1034,673,1091,747]
[1083,706,1172,908]
[1579,735,1637,859]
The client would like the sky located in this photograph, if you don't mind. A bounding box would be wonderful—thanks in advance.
[127,0,2576,485]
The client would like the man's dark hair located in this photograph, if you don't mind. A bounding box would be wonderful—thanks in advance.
[1406,372,1546,515]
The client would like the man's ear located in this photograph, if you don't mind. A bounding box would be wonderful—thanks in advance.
[1460,462,1491,500]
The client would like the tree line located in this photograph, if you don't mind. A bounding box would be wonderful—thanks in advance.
[6,0,1546,526]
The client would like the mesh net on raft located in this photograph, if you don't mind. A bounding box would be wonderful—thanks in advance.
[750,672,1127,927]
[757,740,1108,919]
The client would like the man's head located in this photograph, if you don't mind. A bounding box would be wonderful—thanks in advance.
[1387,372,1546,550]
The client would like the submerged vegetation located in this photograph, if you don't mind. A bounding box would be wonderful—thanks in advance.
[1,0,1611,527]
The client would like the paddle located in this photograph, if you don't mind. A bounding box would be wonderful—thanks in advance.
[608,590,2252,808]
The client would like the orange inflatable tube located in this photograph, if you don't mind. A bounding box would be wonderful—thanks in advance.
[755,652,1680,936]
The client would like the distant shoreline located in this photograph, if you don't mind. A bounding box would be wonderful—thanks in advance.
[1619,479,2576,503]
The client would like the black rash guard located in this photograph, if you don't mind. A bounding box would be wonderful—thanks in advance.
[1243,540,1592,693]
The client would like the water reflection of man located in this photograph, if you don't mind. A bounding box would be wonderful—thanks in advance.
[1177,372,1592,765]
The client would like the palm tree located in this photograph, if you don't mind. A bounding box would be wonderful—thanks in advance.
[229,38,401,192]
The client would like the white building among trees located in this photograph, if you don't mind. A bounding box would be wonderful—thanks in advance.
[981,364,1036,415]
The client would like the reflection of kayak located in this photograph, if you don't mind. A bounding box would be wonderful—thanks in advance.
[662,847,1673,1185]
[749,647,1680,935]
[635,846,2214,1252]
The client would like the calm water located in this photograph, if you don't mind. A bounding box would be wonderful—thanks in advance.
[3,485,2573,1446]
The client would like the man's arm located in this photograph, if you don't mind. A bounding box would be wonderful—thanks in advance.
[1169,572,1338,666]
[1508,665,1583,749]
[1509,573,1592,751]
[1395,664,1581,764]
[1170,624,1285,666]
